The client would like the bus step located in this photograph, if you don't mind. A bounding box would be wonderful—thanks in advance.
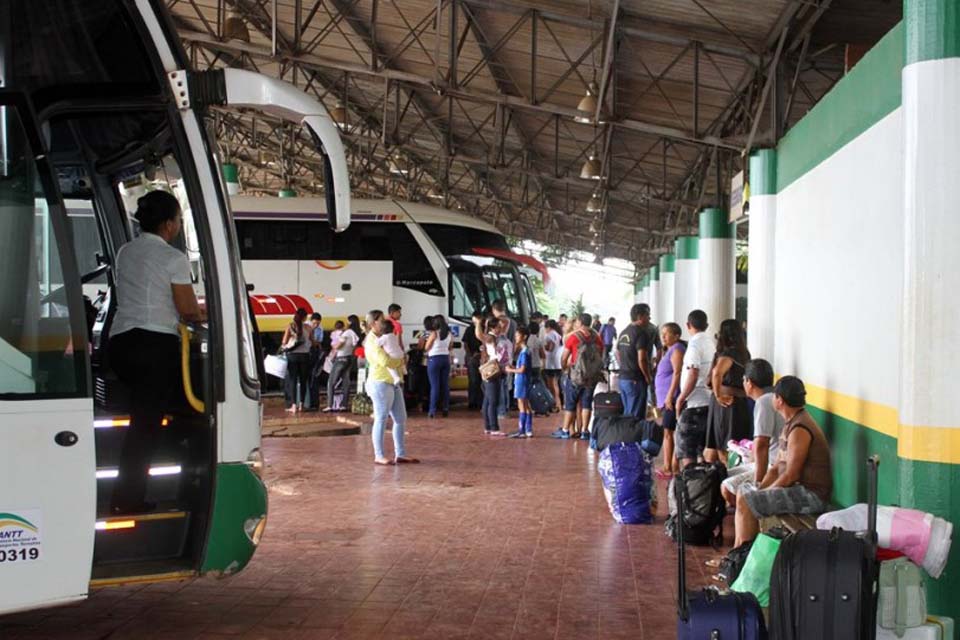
[93,511,190,565]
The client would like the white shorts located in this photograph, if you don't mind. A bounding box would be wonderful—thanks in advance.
[721,463,756,495]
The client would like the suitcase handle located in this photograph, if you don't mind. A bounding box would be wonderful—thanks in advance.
[675,476,689,621]
[867,455,879,544]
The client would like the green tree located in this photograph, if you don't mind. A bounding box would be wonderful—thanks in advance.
[570,294,586,319]
[530,276,558,318]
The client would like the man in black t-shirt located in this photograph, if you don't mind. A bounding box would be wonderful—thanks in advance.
[616,303,655,418]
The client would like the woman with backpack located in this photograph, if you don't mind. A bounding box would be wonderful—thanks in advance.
[704,318,752,463]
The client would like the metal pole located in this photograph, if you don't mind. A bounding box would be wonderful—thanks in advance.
[449,0,458,87]
[693,41,700,138]
[271,0,278,57]
[530,10,538,104]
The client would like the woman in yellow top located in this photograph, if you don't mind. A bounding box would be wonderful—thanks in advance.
[365,309,419,465]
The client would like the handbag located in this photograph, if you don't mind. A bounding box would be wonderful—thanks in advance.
[263,353,288,379]
[280,323,304,353]
[479,359,501,381]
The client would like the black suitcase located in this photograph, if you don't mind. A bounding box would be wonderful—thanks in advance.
[676,476,768,640]
[593,391,624,417]
[592,416,663,456]
[769,455,880,640]
[665,462,728,547]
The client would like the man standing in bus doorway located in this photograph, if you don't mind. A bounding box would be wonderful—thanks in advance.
[388,303,404,351]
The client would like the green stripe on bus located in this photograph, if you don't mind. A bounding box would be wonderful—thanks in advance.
[200,463,268,575]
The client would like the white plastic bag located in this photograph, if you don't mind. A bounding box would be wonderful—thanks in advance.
[264,354,288,379]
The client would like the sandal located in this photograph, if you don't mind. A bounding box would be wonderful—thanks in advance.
[395,457,420,464]
[374,458,395,466]
[655,469,674,480]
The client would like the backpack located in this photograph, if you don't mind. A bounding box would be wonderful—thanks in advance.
[570,331,606,388]
[665,462,727,547]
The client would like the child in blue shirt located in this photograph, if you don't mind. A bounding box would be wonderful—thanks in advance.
[506,326,533,437]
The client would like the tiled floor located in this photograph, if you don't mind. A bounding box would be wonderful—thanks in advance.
[1,405,729,639]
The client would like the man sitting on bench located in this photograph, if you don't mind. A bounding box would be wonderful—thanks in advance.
[721,358,784,506]
[733,376,833,547]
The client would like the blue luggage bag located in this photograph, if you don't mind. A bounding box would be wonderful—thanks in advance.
[676,476,767,640]
[528,378,554,415]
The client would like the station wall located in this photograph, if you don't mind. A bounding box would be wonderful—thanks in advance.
[765,21,960,619]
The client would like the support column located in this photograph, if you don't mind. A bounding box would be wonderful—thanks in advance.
[221,163,240,196]
[658,254,676,323]
[899,0,960,616]
[648,265,660,324]
[673,236,699,337]
[697,208,735,329]
[746,149,777,361]
[640,273,650,305]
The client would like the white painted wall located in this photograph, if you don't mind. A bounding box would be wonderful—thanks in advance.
[774,108,903,405]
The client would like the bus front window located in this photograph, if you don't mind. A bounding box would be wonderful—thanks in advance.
[483,267,521,319]
[450,268,486,320]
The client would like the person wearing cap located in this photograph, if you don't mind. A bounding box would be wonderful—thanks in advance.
[732,375,833,547]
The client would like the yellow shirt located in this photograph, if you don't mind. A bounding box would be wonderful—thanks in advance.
[364,332,405,385]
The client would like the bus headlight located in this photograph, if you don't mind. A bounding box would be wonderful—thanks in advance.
[243,515,267,546]
[245,448,264,478]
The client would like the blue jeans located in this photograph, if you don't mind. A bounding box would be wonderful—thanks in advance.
[482,377,502,431]
[427,355,451,415]
[368,381,407,460]
[619,378,648,418]
[498,374,512,416]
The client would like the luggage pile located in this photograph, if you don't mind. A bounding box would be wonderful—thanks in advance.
[689,455,956,640]
[597,442,653,524]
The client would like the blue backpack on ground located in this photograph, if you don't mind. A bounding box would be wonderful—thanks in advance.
[598,442,652,524]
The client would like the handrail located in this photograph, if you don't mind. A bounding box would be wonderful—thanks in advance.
[178,323,205,413]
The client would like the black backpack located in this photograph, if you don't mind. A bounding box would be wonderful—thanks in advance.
[665,462,727,547]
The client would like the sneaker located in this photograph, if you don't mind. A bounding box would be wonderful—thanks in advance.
[579,432,590,440]
[524,431,534,438]
[550,429,570,439]
[489,431,507,437]
[507,431,525,439]
[484,429,492,435]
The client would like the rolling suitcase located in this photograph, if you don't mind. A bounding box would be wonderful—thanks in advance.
[676,476,768,639]
[528,378,555,415]
[593,391,624,418]
[769,455,880,640]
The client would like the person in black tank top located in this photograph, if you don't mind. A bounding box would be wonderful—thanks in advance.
[704,319,752,463]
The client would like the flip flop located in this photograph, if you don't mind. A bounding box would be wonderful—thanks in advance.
[395,457,420,464]
[655,469,674,480]
[374,458,395,466]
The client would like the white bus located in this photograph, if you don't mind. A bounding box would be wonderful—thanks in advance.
[231,196,546,386]
[0,0,350,614]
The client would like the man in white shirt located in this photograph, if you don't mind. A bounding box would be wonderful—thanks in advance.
[674,309,716,469]
[721,358,785,504]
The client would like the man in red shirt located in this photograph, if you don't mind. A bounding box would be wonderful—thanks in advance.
[552,313,605,439]
[388,303,404,351]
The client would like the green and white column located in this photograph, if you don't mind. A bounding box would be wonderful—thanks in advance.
[658,254,676,323]
[697,208,735,329]
[641,273,650,305]
[278,187,297,198]
[899,0,960,616]
[674,236,699,337]
[221,163,240,196]
[648,265,660,323]
[747,149,777,360]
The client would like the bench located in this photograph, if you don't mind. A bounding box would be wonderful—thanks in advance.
[759,513,818,534]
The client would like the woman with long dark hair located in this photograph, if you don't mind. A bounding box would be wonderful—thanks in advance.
[325,313,360,412]
[705,318,752,463]
[424,314,452,417]
[282,308,311,413]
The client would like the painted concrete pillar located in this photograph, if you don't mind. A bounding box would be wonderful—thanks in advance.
[697,208,735,330]
[658,254,676,323]
[648,265,660,324]
[221,163,240,196]
[899,1,960,615]
[673,236,699,337]
[747,149,777,361]
[641,274,650,306]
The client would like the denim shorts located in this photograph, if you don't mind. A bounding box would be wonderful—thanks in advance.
[562,375,595,412]
[741,483,829,518]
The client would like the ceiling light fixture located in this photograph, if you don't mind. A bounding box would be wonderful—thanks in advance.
[223,14,251,43]
[580,153,602,180]
[586,191,604,213]
[388,152,410,176]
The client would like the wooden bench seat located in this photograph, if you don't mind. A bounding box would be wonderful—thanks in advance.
[759,513,818,534]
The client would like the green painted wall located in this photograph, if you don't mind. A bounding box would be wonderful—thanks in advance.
[905,0,960,64]
[776,23,904,193]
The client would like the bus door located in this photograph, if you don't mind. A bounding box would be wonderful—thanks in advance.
[0,96,96,613]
